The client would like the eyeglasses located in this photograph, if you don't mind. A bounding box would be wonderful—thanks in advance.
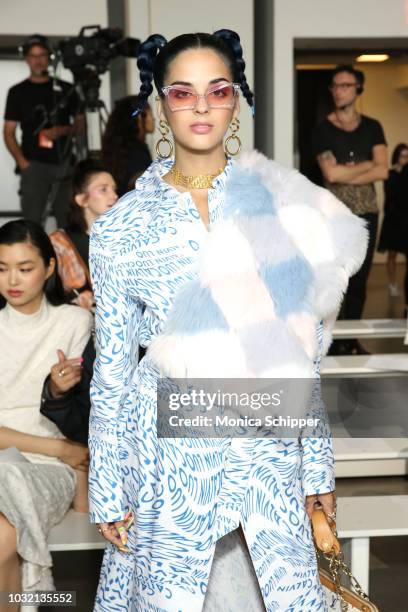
[26,52,49,59]
[329,82,358,91]
[161,82,240,112]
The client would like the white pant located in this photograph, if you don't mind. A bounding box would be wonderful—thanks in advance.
[203,527,266,612]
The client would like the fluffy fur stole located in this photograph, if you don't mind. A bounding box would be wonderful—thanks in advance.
[147,151,368,378]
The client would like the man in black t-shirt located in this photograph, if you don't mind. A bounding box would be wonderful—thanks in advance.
[3,34,82,226]
[312,64,388,354]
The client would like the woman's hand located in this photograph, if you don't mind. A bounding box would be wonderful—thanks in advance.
[305,490,337,522]
[73,290,95,312]
[96,511,134,552]
[49,349,83,398]
[57,440,89,471]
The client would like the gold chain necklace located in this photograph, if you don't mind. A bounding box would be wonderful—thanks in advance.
[169,165,225,190]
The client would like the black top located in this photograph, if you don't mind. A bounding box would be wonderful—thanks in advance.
[118,141,152,196]
[40,337,95,445]
[383,166,408,222]
[4,78,80,166]
[378,166,408,253]
[384,168,406,211]
[312,115,386,165]
[66,229,89,269]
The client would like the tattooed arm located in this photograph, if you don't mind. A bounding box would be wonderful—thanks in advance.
[349,144,388,184]
[317,149,374,184]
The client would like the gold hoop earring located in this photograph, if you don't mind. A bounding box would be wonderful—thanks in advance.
[156,120,174,159]
[224,118,242,157]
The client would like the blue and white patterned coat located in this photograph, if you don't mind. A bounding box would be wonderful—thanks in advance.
[89,152,367,611]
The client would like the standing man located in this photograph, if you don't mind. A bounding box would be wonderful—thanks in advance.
[312,64,388,354]
[3,34,82,227]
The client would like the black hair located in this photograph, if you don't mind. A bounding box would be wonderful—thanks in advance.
[331,64,365,89]
[0,219,66,309]
[21,34,51,57]
[67,158,111,233]
[102,95,149,191]
[391,142,408,166]
[134,30,254,116]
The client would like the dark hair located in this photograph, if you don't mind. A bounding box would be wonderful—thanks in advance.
[102,95,147,190]
[134,30,254,116]
[0,219,66,309]
[391,142,408,166]
[66,158,110,233]
[22,34,51,57]
[331,64,365,89]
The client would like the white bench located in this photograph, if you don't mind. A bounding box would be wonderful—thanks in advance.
[322,355,408,476]
[48,509,105,551]
[334,438,408,478]
[21,515,104,611]
[46,496,408,597]
[322,353,408,376]
[336,495,408,594]
[332,319,406,340]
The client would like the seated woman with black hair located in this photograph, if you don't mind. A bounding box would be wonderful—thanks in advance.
[0,220,92,600]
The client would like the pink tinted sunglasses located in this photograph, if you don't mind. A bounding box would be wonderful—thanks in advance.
[161,82,240,112]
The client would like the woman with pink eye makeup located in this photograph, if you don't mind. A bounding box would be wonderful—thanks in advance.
[88,30,368,611]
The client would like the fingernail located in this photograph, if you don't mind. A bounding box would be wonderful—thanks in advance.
[117,526,128,545]
[124,511,133,522]
[125,516,134,530]
[119,546,131,553]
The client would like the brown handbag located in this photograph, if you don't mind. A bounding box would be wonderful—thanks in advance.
[311,508,380,611]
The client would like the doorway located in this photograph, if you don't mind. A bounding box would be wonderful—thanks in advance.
[294,40,408,265]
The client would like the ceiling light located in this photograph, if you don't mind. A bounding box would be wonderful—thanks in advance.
[296,64,337,70]
[356,54,390,62]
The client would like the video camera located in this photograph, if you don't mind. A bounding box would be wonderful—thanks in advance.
[53,25,140,152]
[59,25,140,79]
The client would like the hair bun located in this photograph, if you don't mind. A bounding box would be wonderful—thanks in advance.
[213,28,241,43]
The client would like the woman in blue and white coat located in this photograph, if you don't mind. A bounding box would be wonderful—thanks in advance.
[89,30,367,611]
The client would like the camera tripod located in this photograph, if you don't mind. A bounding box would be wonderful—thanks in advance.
[37,77,108,226]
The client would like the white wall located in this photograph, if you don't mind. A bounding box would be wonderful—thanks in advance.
[274,0,408,166]
[0,0,109,213]
[358,64,408,156]
[125,0,254,151]
[0,61,26,214]
[0,0,108,35]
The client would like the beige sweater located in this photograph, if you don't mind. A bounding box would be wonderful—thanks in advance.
[0,299,92,464]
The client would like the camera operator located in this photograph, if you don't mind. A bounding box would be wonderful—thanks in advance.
[3,34,84,227]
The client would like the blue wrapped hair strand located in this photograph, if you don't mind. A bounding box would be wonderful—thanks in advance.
[213,29,255,117]
[132,34,167,117]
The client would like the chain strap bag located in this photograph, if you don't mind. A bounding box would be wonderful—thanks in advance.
[311,508,380,612]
